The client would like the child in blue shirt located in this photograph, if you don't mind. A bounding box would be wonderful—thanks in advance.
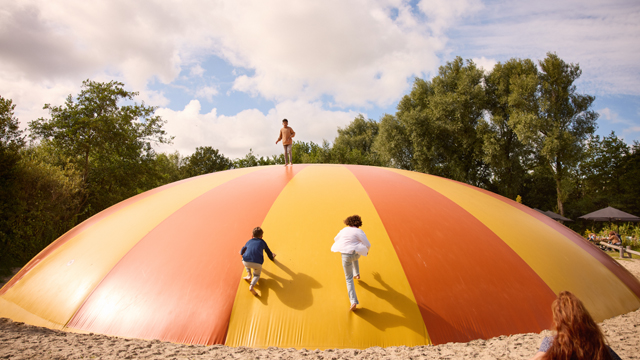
[240,227,276,296]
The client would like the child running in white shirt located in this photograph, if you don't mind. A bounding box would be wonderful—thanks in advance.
[331,215,371,311]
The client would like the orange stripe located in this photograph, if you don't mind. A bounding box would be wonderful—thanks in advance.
[347,166,556,344]
[0,179,188,296]
[67,166,304,345]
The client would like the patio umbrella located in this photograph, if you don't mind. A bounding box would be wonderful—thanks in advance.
[579,206,640,234]
[544,211,573,222]
[578,206,640,222]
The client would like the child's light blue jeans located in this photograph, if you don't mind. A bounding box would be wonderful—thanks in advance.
[341,251,360,305]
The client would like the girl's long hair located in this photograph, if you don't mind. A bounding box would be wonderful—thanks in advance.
[545,291,612,360]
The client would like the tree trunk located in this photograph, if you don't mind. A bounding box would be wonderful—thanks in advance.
[556,178,564,217]
[555,158,564,216]
[83,148,90,186]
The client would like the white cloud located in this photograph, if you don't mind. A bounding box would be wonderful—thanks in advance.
[189,65,205,77]
[599,107,629,125]
[472,56,498,73]
[0,72,77,130]
[138,89,170,108]
[452,0,640,96]
[0,0,182,128]
[597,107,640,142]
[4,0,638,149]
[0,0,452,134]
[214,0,442,107]
[154,100,358,159]
[599,108,614,122]
[194,86,219,102]
[418,0,484,35]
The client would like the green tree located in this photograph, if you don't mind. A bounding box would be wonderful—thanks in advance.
[182,146,232,177]
[29,80,172,219]
[510,53,598,216]
[374,114,413,169]
[331,114,381,165]
[482,58,537,199]
[393,57,488,185]
[0,96,25,187]
[520,157,557,212]
[0,96,24,150]
[146,151,185,187]
[620,141,640,215]
[233,149,280,168]
[231,140,334,168]
[293,140,332,164]
[1,144,85,270]
[9,146,84,265]
[0,96,26,270]
[574,132,629,212]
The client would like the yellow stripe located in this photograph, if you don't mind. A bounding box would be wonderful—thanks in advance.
[225,165,429,349]
[0,167,264,327]
[0,297,64,330]
[386,168,640,321]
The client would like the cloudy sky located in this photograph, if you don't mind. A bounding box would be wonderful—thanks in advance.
[1,0,639,159]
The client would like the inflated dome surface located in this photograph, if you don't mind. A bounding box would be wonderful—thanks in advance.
[1,164,639,349]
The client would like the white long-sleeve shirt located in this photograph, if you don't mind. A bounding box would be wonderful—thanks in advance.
[331,226,371,256]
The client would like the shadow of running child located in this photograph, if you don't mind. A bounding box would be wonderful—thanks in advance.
[355,271,425,335]
[256,260,322,310]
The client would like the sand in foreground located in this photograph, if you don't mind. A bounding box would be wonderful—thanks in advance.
[1,259,639,360]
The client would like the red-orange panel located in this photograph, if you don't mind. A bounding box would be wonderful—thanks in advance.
[0,178,188,296]
[467,185,640,299]
[67,166,304,345]
[347,166,556,345]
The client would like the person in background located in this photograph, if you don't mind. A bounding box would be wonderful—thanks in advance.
[529,291,620,360]
[331,215,371,311]
[606,231,622,245]
[240,227,276,296]
[276,119,296,166]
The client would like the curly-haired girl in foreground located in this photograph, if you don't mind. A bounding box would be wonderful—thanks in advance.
[530,291,620,360]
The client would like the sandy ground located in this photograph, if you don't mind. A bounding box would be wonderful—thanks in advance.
[1,259,639,360]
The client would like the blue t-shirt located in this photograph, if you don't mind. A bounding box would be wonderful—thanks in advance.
[539,336,621,360]
[240,238,274,264]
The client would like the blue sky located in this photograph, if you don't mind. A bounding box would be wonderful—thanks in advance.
[1,0,638,158]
